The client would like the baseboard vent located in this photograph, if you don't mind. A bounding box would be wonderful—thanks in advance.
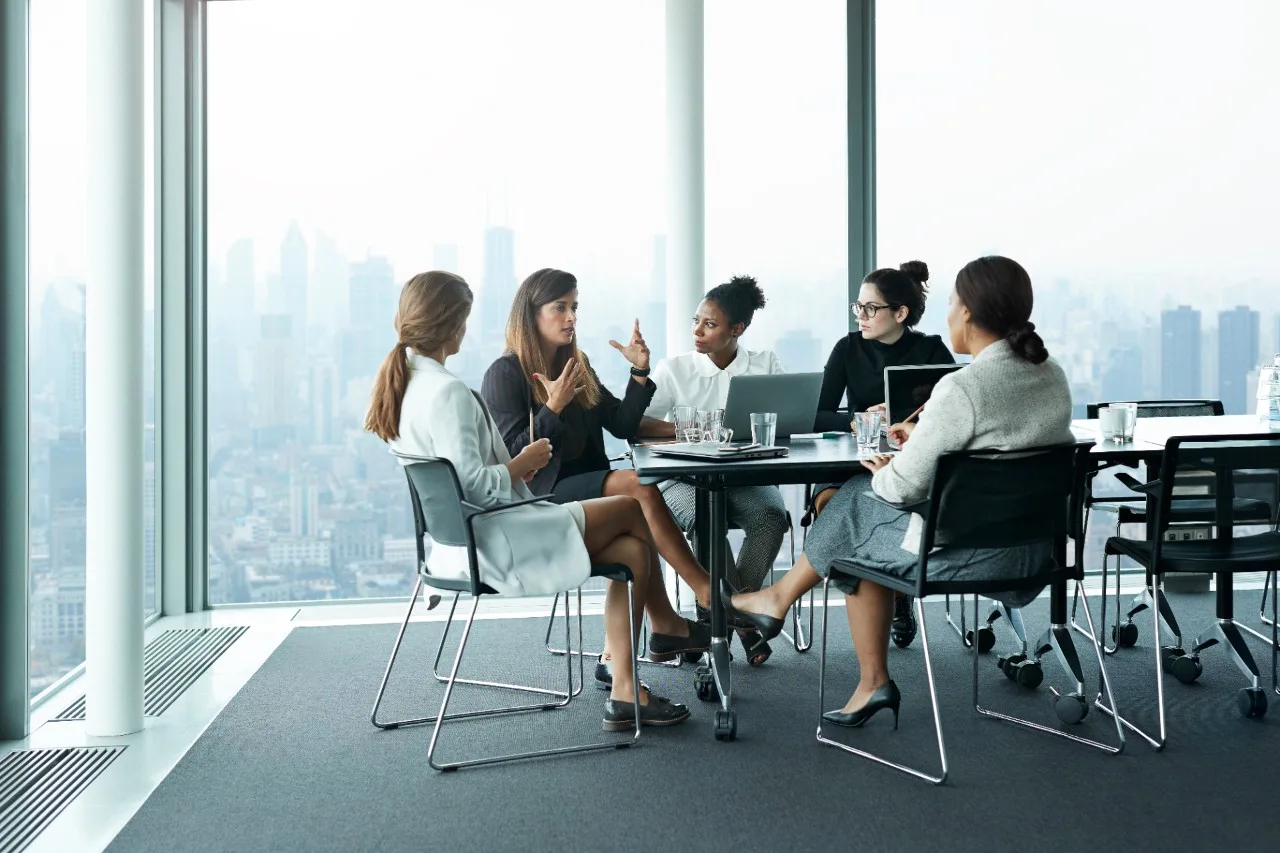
[0,747,125,853]
[54,626,249,721]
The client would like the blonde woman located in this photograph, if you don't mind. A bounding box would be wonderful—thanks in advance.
[366,271,689,730]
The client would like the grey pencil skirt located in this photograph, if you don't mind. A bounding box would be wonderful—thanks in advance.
[801,480,1053,608]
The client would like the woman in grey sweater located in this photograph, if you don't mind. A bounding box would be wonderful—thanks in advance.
[726,256,1074,728]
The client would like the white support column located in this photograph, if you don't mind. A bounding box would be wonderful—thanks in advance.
[86,0,146,736]
[664,0,705,359]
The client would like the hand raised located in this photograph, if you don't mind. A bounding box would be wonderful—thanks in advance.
[533,358,586,414]
[609,318,650,370]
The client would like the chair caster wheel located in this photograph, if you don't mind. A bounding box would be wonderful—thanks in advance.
[1162,648,1203,684]
[965,626,996,654]
[694,666,719,703]
[714,709,737,741]
[1238,687,1268,718]
[998,654,1044,689]
[1054,692,1089,725]
[1112,621,1139,648]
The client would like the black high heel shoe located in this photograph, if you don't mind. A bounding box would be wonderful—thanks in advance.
[719,579,785,641]
[822,681,901,729]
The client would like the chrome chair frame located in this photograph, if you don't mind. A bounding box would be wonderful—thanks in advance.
[814,445,1125,785]
[370,459,641,771]
[1094,435,1280,749]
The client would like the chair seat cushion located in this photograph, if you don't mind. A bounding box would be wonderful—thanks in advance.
[1104,531,1280,574]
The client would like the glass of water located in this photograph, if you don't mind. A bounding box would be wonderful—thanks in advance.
[1100,403,1137,443]
[696,409,724,442]
[672,405,697,439]
[750,412,778,446]
[853,411,883,453]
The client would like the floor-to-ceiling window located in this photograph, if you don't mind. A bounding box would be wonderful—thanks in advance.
[204,0,664,604]
[28,0,158,699]
[877,0,1280,416]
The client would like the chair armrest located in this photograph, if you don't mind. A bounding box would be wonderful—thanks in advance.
[1115,471,1160,495]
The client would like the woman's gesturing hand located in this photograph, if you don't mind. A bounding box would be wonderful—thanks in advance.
[609,319,651,371]
[533,358,585,414]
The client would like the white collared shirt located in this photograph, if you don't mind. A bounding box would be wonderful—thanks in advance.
[644,348,785,421]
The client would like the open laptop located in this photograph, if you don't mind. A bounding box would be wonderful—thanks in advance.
[883,364,964,447]
[722,372,824,440]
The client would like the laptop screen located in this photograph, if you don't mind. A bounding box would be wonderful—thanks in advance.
[883,364,964,428]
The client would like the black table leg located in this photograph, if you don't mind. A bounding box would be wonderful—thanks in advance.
[702,480,737,740]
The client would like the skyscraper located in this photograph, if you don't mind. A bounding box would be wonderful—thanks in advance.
[1218,306,1260,414]
[348,255,396,336]
[254,314,298,448]
[290,471,320,539]
[223,238,256,335]
[647,235,668,358]
[279,222,309,357]
[482,226,516,345]
[1272,313,1280,358]
[312,230,348,334]
[1160,305,1201,399]
[310,359,341,445]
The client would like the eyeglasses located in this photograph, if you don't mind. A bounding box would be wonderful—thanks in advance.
[850,301,900,318]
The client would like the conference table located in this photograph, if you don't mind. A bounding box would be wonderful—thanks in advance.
[632,415,1279,741]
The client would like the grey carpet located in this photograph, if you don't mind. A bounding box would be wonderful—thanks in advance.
[109,589,1279,853]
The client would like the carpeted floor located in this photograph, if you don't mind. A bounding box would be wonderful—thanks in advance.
[108,589,1279,853]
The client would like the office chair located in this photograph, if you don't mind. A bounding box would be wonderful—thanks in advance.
[817,445,1124,784]
[1099,434,1280,750]
[1070,400,1273,654]
[370,460,642,771]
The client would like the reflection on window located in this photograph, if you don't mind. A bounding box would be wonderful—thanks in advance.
[205,1,664,603]
[29,0,158,698]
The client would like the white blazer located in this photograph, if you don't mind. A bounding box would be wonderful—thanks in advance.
[388,353,592,597]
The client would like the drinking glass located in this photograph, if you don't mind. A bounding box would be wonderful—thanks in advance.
[853,411,882,453]
[750,412,778,447]
[673,405,697,439]
[1098,406,1125,442]
[1115,402,1137,442]
[696,409,724,442]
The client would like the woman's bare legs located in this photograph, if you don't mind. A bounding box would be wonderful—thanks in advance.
[811,486,838,517]
[728,554,823,621]
[581,496,691,677]
[837,580,896,712]
[603,470,712,606]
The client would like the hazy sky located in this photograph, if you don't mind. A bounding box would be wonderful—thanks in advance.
[26,0,1280,324]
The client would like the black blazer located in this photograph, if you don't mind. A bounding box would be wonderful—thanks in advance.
[481,352,656,496]
[814,330,954,431]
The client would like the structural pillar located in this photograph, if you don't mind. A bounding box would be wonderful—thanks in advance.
[0,0,31,741]
[664,0,705,359]
[86,0,146,736]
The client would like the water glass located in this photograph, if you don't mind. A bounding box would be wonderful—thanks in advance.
[853,411,882,453]
[1100,403,1137,443]
[750,412,778,447]
[696,409,724,442]
[672,405,697,438]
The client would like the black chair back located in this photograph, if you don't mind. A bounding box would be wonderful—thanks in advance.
[1150,435,1280,557]
[921,445,1077,555]
[1085,399,1223,419]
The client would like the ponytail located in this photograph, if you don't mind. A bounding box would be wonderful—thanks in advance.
[1006,322,1049,365]
[365,343,412,441]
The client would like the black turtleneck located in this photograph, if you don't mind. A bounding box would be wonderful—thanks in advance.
[814,329,954,431]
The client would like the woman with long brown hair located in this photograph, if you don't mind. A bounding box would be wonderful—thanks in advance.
[482,268,714,685]
[367,271,691,730]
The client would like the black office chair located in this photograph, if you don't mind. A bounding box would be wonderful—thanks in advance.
[1071,400,1274,654]
[817,445,1124,784]
[1100,434,1280,750]
[370,459,642,771]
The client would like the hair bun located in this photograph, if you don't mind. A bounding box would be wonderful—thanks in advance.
[727,274,767,311]
[1007,322,1049,365]
[898,260,929,287]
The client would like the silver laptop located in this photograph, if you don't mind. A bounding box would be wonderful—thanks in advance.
[883,364,963,446]
[722,372,824,440]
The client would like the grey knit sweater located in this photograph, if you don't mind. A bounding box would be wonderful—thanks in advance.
[872,339,1075,506]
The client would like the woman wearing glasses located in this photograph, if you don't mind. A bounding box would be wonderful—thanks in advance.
[810,261,953,643]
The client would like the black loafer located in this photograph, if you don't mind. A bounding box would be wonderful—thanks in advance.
[647,618,712,659]
[594,657,651,692]
[603,693,691,731]
[720,579,785,641]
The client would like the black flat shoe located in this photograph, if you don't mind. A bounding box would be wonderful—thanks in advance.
[647,618,712,659]
[822,680,901,729]
[719,579,785,641]
[594,656,651,692]
[602,693,691,731]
